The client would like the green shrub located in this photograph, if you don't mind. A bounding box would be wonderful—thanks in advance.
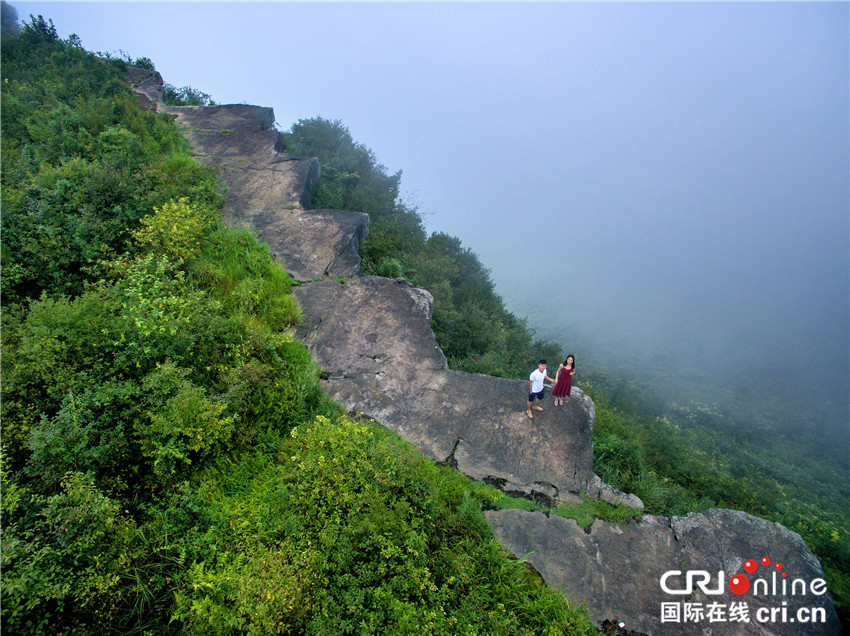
[138,363,238,479]
[174,539,318,635]
[162,84,214,106]
[20,14,57,44]
[133,56,155,71]
[0,287,129,466]
[178,416,597,635]
[133,197,217,261]
[593,434,645,486]
[1,472,137,633]
[1,29,217,302]
[376,257,404,278]
[26,381,140,492]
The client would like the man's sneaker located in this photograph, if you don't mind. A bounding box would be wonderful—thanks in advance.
[527,409,533,419]
[533,405,543,412]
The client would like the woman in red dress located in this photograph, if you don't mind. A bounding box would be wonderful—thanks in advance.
[552,355,575,406]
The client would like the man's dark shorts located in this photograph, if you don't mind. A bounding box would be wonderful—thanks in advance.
[528,389,545,402]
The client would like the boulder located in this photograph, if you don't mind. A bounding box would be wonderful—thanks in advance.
[485,507,841,635]
[124,66,164,109]
[293,276,602,501]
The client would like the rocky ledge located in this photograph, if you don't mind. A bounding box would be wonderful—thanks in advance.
[293,276,637,505]
[134,69,839,634]
[486,507,841,635]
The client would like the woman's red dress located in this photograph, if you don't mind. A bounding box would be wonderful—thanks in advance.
[552,366,573,398]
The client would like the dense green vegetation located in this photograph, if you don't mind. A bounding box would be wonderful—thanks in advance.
[0,15,600,634]
[281,118,850,625]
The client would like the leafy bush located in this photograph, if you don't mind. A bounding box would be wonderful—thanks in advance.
[133,197,217,260]
[1,472,137,633]
[20,14,57,44]
[177,416,597,635]
[26,381,140,492]
[1,1,19,36]
[133,56,155,70]
[162,84,214,107]
[138,363,239,479]
[375,257,404,278]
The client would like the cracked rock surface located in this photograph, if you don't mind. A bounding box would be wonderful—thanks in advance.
[485,507,841,635]
[159,102,367,282]
[134,69,602,501]
[293,276,601,500]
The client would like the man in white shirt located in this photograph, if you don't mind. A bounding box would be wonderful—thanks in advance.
[527,359,556,419]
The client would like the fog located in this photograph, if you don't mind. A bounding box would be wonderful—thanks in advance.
[14,2,848,441]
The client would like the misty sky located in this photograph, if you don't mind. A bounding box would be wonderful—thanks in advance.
[9,2,849,419]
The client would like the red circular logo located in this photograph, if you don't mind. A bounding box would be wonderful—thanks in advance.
[729,574,751,596]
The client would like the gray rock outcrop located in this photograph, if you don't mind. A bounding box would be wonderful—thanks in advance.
[158,102,367,282]
[130,67,617,505]
[125,66,165,110]
[130,69,368,282]
[294,276,605,502]
[485,507,841,635]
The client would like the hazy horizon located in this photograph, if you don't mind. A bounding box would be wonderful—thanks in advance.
[10,1,848,440]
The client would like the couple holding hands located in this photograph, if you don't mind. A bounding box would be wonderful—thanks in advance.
[526,355,575,419]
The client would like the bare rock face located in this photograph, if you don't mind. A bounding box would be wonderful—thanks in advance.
[157,102,368,282]
[157,102,319,214]
[293,276,604,502]
[125,66,165,110]
[127,70,367,282]
[485,508,841,635]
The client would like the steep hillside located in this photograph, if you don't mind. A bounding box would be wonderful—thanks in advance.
[132,69,841,635]
[0,19,599,635]
[1,17,842,634]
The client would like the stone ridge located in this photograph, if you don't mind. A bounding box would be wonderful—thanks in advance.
[485,507,841,635]
[130,66,640,505]
[130,68,368,282]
